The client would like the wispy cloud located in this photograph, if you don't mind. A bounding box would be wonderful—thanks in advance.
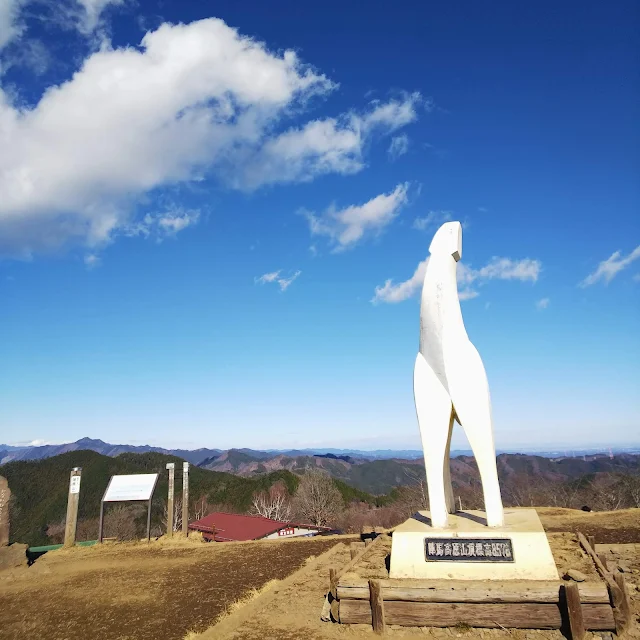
[413,210,452,232]
[536,297,550,310]
[580,245,640,287]
[301,182,410,252]
[0,0,24,50]
[84,253,101,269]
[372,256,541,304]
[388,134,409,160]
[255,269,301,291]
[372,257,429,304]
[278,270,301,291]
[123,208,200,241]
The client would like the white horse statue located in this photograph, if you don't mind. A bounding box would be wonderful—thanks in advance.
[414,221,504,528]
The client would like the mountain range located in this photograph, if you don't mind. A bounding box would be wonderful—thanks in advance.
[3,437,638,469]
[2,437,638,496]
[0,437,435,466]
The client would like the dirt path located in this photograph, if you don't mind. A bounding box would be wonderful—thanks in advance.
[0,535,348,640]
[198,530,640,640]
[538,507,640,544]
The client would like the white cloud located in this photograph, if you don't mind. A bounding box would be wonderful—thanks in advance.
[76,0,125,33]
[413,210,452,231]
[388,133,408,160]
[0,0,23,50]
[236,93,421,189]
[0,0,122,53]
[372,255,541,304]
[255,270,281,284]
[580,245,640,287]
[84,253,100,268]
[302,182,409,252]
[255,269,300,291]
[278,270,301,291]
[475,257,541,282]
[123,208,200,241]
[0,18,421,258]
[458,288,480,301]
[372,257,429,304]
[536,297,550,310]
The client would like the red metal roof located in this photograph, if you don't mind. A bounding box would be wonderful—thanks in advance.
[188,512,328,542]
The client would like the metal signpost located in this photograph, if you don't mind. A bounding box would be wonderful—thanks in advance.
[64,467,82,547]
[98,473,159,543]
[166,463,175,536]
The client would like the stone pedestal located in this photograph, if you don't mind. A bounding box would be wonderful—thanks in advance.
[390,508,558,580]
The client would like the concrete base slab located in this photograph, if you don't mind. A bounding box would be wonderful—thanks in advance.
[389,508,559,580]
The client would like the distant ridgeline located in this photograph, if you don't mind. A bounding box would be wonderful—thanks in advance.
[0,450,378,546]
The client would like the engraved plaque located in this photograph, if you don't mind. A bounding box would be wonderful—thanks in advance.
[425,537,514,562]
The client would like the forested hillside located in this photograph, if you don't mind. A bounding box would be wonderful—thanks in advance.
[0,451,313,546]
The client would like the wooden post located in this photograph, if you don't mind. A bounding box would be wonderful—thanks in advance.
[587,535,596,550]
[564,582,585,640]
[369,579,386,634]
[146,497,153,542]
[64,467,82,547]
[330,568,339,622]
[598,553,610,572]
[166,463,175,536]
[0,476,10,547]
[182,462,189,536]
[350,545,358,560]
[611,573,631,636]
[578,533,611,580]
[330,568,337,599]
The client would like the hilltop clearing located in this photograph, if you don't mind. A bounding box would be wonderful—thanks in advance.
[0,534,351,640]
[1,509,637,640]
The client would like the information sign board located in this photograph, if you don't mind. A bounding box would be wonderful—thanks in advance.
[103,474,159,502]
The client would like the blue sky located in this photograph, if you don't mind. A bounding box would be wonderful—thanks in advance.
[0,0,638,451]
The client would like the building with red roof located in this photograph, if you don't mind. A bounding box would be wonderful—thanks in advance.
[188,512,331,542]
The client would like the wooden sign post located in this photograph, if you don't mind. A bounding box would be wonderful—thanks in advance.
[182,462,189,537]
[0,475,10,547]
[64,467,82,547]
[166,463,175,536]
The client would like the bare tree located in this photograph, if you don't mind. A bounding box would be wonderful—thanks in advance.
[104,505,138,540]
[623,475,640,508]
[193,495,211,521]
[45,519,66,544]
[394,477,429,519]
[161,497,182,533]
[291,469,342,527]
[251,482,292,521]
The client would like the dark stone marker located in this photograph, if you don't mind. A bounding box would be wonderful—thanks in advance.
[0,475,10,546]
[424,537,515,562]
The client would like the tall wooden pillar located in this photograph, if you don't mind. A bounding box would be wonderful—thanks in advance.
[64,467,82,547]
[182,462,189,537]
[166,463,175,536]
